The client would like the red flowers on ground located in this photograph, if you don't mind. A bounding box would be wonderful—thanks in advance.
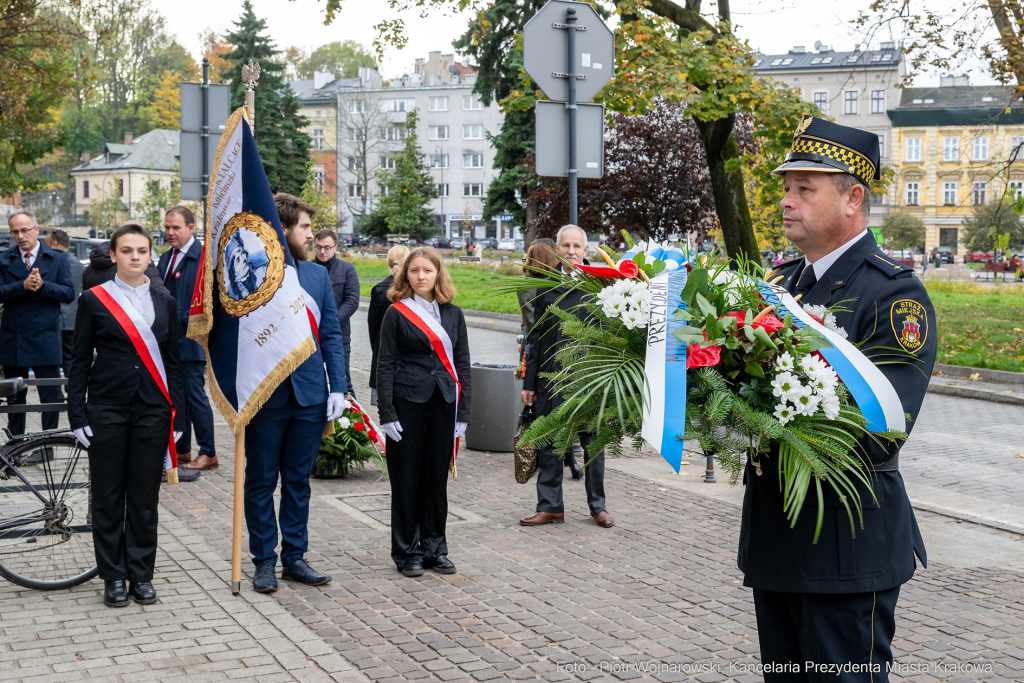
[720,310,785,335]
[686,342,721,369]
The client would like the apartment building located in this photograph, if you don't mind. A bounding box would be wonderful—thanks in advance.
[289,61,510,238]
[888,76,1024,255]
[755,42,904,235]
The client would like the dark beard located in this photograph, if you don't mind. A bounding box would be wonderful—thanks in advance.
[288,239,307,262]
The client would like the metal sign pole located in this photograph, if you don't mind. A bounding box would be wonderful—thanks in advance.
[566,7,578,226]
[201,57,209,236]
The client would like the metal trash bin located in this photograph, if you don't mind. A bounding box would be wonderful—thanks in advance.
[464,363,522,452]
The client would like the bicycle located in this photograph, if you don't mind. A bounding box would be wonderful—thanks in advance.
[0,376,96,590]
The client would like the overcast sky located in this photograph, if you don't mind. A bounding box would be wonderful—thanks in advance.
[164,0,997,86]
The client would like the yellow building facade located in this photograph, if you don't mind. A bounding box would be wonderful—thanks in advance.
[888,80,1024,256]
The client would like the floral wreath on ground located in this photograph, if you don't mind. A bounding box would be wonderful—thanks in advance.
[316,396,387,476]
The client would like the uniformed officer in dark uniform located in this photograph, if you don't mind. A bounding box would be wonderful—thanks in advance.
[737,116,937,682]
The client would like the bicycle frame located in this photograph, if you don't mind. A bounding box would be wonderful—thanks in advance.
[0,433,89,541]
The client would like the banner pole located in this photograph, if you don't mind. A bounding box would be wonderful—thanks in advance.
[231,426,245,595]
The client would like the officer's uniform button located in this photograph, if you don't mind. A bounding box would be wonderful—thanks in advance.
[430,370,436,375]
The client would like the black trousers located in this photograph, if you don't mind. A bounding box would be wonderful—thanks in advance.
[386,386,455,568]
[753,586,901,683]
[177,361,217,456]
[536,431,605,515]
[62,330,74,375]
[87,398,170,582]
[4,365,62,434]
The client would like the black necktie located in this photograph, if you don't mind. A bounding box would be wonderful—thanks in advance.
[795,263,817,297]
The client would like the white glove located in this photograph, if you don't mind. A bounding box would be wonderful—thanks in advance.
[327,393,346,421]
[73,426,93,448]
[383,421,403,442]
[454,422,468,439]
[174,431,183,443]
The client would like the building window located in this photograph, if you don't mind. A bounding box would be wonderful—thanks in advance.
[429,154,449,169]
[314,170,324,191]
[871,90,885,114]
[379,155,395,170]
[942,181,957,206]
[943,137,959,161]
[429,96,449,111]
[348,100,366,114]
[436,183,449,197]
[382,98,416,112]
[312,129,324,151]
[1009,180,1023,199]
[906,137,922,161]
[905,182,920,206]
[82,180,89,199]
[117,179,124,196]
[871,192,885,205]
[877,134,885,158]
[813,92,828,115]
[463,183,483,196]
[973,136,989,160]
[346,156,364,169]
[429,125,449,140]
[973,181,987,205]
[380,126,409,141]
[1012,136,1024,160]
[463,94,484,110]
[463,124,484,139]
[463,153,483,168]
[844,91,858,115]
[348,184,363,198]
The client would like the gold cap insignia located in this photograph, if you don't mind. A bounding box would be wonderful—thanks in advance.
[794,115,813,139]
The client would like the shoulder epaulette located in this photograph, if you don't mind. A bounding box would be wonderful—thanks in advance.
[866,251,911,278]
[765,257,803,281]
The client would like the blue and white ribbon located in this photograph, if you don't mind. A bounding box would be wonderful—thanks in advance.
[619,241,687,272]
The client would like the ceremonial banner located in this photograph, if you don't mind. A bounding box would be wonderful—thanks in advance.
[187,107,316,430]
[640,269,691,473]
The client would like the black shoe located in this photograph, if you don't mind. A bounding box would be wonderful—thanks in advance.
[103,579,129,608]
[24,447,54,465]
[174,466,201,482]
[565,455,581,480]
[252,563,278,593]
[128,580,157,605]
[401,560,424,577]
[281,558,331,586]
[429,555,456,575]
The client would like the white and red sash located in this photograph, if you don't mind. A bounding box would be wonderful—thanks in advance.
[391,298,461,465]
[91,281,177,470]
[305,294,321,344]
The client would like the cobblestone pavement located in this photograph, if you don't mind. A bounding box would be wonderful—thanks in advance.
[3,310,1022,682]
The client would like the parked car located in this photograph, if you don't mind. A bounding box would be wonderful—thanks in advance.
[69,237,106,264]
[930,246,955,264]
[477,237,498,250]
[423,236,451,249]
[514,238,524,252]
[449,236,465,250]
[964,250,994,263]
[497,238,516,250]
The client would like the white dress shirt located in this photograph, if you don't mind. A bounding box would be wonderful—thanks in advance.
[806,229,869,280]
[165,235,195,277]
[19,245,37,269]
[413,294,442,324]
[114,274,155,328]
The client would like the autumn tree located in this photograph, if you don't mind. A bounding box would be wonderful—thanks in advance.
[300,159,342,231]
[297,40,376,79]
[144,70,184,129]
[337,91,389,221]
[962,200,1024,251]
[880,212,926,251]
[200,29,233,83]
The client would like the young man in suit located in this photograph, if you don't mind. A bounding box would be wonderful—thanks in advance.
[159,205,217,476]
[312,229,360,396]
[0,212,74,444]
[243,193,348,593]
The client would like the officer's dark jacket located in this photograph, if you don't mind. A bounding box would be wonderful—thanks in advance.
[375,299,472,424]
[0,242,75,367]
[738,232,937,593]
[67,280,186,432]
[158,238,206,362]
[366,274,395,390]
[313,256,360,343]
[523,278,595,418]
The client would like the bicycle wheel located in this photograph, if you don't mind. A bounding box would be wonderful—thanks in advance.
[0,433,97,590]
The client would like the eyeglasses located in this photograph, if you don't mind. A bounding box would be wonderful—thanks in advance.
[9,227,36,237]
[314,245,336,252]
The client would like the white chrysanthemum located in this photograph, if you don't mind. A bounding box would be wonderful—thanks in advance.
[831,326,849,339]
[774,402,796,426]
[775,352,795,372]
[809,374,838,395]
[339,417,351,429]
[801,354,828,375]
[793,391,820,417]
[771,371,801,399]
[803,304,829,320]
[621,309,644,329]
[821,393,841,419]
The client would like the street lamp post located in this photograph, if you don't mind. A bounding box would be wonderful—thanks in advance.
[435,144,445,237]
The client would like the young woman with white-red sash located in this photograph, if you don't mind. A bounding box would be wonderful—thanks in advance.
[375,246,472,578]
[67,222,185,608]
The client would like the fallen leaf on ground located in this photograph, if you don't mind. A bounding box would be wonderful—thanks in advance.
[969,372,981,380]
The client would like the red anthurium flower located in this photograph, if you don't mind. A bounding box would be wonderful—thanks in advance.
[686,342,721,369]
[354,421,365,432]
[575,264,626,279]
[617,259,639,278]
[755,314,785,334]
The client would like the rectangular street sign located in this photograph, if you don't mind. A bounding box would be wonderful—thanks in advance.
[534,100,604,179]
[180,82,231,201]
[179,132,221,201]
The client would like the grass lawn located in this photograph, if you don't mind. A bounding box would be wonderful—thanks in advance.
[925,281,1024,372]
[343,257,1024,373]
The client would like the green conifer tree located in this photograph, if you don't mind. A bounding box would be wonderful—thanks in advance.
[375,109,439,241]
[223,0,310,195]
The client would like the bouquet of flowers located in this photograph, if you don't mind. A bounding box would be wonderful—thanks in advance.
[316,396,387,477]
[503,234,906,540]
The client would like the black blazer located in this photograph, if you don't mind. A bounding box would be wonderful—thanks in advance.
[67,281,186,432]
[366,275,394,389]
[737,233,937,594]
[375,300,471,425]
